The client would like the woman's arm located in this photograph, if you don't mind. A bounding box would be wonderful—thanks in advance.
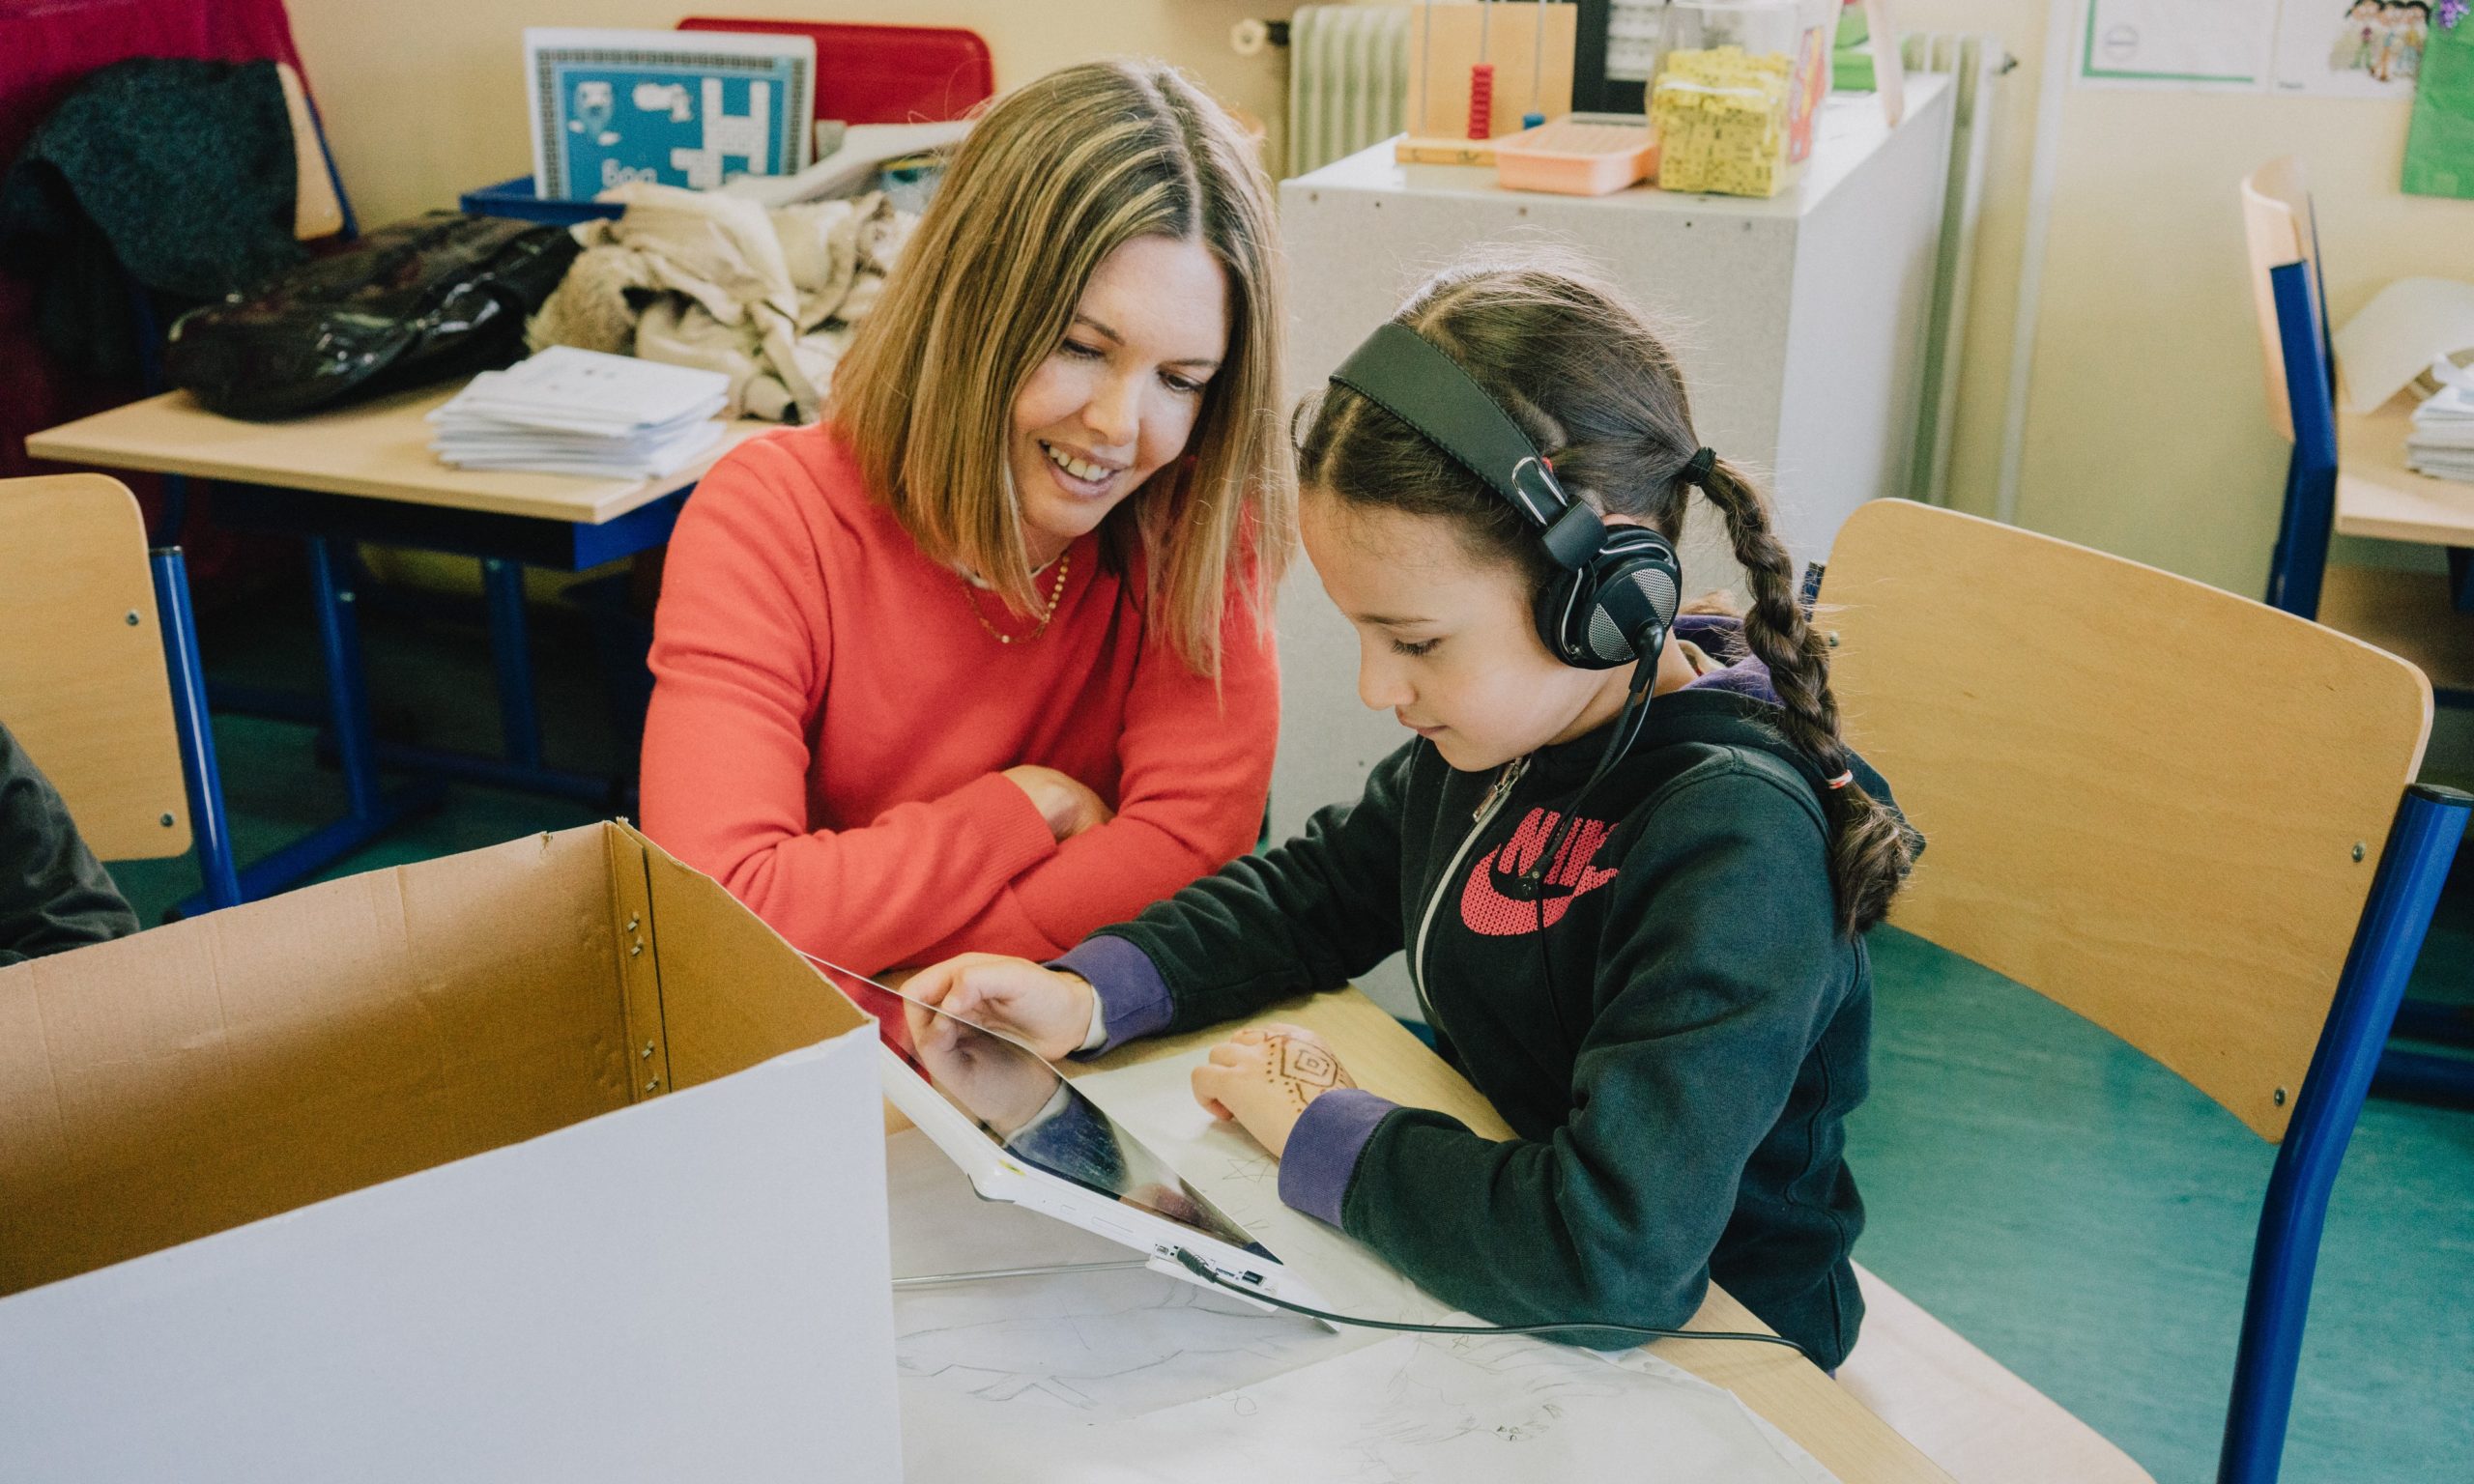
[905,600,1282,964]
[640,442,1061,972]
[913,738,1420,1056]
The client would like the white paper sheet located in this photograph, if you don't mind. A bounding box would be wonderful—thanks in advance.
[2271,0,2427,99]
[914,1330,1842,1484]
[888,1128,1374,1420]
[885,1080,1846,1483]
[2077,0,2281,90]
[2335,278,2474,414]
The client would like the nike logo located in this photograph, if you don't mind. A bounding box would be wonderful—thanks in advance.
[1459,807,1620,935]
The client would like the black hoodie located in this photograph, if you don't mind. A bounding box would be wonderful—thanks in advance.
[1056,617,1905,1368]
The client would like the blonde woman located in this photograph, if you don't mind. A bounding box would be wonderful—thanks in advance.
[641,60,1291,981]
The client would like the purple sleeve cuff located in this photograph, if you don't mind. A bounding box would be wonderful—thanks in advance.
[1051,934,1174,1058]
[1278,1088,1397,1229]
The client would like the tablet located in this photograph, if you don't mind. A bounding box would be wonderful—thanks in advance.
[825,967,1323,1311]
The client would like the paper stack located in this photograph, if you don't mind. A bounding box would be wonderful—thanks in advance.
[430,347,730,479]
[2408,359,2474,484]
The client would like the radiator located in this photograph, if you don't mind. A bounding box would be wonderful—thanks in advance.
[1901,31,2009,509]
[1287,5,1410,178]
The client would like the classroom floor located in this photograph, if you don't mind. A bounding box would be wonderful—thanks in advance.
[106,578,2474,1484]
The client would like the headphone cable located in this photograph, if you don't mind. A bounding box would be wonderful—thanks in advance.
[1166,1248,1815,1364]
[1514,628,1665,1054]
[1515,642,1659,900]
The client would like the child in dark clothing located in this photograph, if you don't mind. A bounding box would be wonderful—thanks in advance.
[0,719,139,966]
[909,255,1913,1369]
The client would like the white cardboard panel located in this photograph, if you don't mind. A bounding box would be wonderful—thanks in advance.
[0,1027,898,1483]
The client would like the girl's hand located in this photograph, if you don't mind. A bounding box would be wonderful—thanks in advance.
[1190,1023,1357,1159]
[1002,765,1115,841]
[906,953,1098,1062]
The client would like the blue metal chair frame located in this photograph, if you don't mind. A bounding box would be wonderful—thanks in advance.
[2218,781,2469,1483]
[2258,259,2474,1108]
[2261,260,2341,626]
[146,546,245,912]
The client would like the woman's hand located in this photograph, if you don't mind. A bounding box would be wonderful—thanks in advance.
[1003,765,1115,842]
[907,952,1099,1062]
[1191,1023,1357,1159]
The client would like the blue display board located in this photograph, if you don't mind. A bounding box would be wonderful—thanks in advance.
[525,29,815,202]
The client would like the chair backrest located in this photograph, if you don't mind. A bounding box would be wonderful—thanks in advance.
[2240,157,2322,442]
[1817,499,2430,1141]
[0,474,190,861]
[675,18,994,126]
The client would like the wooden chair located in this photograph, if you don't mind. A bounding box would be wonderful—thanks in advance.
[0,474,243,910]
[1817,499,2465,1484]
[2239,157,2474,697]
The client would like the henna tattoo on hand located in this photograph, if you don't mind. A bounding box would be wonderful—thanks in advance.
[1261,1033,1356,1112]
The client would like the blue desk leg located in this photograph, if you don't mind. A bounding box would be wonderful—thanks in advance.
[483,558,547,770]
[167,537,443,919]
[313,536,383,817]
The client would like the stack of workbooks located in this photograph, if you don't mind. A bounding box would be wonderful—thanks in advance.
[429,347,728,479]
[2407,362,2474,483]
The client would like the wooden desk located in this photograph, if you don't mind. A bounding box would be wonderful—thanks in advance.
[1068,987,1952,1484]
[26,385,768,525]
[2334,395,2474,547]
[24,385,770,911]
[2316,394,2474,695]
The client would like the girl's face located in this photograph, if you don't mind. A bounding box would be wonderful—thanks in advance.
[1009,234,1228,566]
[1303,490,1627,773]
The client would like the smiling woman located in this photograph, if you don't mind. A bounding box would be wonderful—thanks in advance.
[639,60,1293,977]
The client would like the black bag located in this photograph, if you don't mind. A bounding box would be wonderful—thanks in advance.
[162,213,581,420]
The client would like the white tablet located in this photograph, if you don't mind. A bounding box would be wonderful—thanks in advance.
[839,972,1328,1316]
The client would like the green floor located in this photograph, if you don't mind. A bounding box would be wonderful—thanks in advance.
[103,586,2474,1484]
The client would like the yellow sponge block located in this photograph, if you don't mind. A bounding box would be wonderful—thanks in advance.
[1651,46,1794,198]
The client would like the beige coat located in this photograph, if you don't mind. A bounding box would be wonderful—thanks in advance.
[527,182,914,423]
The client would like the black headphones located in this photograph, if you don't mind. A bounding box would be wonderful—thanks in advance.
[1328,321,1683,670]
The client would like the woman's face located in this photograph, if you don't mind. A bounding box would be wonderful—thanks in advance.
[1009,234,1229,564]
[1303,491,1624,773]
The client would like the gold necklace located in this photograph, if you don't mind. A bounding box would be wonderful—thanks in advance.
[963,550,1072,644]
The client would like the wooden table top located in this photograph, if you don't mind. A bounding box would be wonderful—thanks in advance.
[1073,986,1953,1484]
[2335,394,2474,547]
[26,386,772,526]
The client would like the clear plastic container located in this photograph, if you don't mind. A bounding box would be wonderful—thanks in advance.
[1649,0,1838,197]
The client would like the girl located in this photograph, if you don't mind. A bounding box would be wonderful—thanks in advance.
[910,256,1913,1370]
[641,61,1291,975]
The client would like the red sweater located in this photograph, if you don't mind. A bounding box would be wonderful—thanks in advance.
[641,423,1279,975]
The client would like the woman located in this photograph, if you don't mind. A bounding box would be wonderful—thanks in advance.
[642,61,1291,974]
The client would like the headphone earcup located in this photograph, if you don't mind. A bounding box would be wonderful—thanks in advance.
[1533,568,1592,666]
[1539,527,1683,670]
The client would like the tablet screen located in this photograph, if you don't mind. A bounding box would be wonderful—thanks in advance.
[830,970,1273,1260]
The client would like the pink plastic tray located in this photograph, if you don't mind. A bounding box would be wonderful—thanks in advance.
[1493,115,1659,196]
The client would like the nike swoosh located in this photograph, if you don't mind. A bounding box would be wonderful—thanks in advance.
[1459,807,1620,936]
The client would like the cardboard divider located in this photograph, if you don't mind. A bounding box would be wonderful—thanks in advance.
[638,839,867,1088]
[0,828,631,1293]
[0,824,809,1296]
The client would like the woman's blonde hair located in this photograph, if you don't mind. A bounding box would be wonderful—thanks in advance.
[829,60,1292,676]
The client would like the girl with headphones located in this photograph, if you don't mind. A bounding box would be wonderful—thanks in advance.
[910,253,1915,1371]
[641,62,1291,977]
